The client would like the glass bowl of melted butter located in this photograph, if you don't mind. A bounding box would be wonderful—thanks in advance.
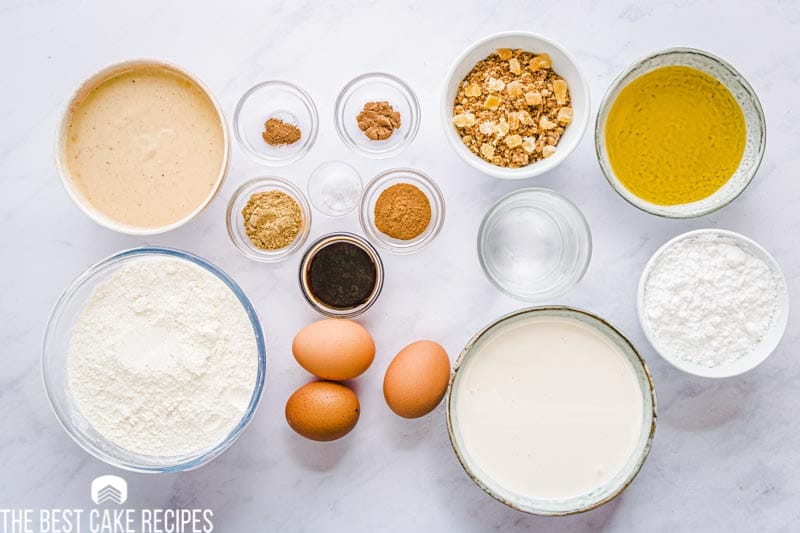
[595,48,766,218]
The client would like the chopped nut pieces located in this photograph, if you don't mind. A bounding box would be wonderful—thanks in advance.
[452,48,573,168]
[357,101,401,141]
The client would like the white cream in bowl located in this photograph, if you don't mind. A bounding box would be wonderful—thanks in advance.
[447,307,655,515]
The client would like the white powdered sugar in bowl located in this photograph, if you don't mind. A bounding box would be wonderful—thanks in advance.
[67,255,259,458]
[638,229,788,378]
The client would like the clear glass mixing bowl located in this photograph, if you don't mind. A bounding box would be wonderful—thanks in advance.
[42,247,267,473]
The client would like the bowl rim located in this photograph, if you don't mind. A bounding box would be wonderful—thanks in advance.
[594,47,767,219]
[440,30,590,180]
[54,59,231,235]
[477,187,592,301]
[233,79,320,166]
[637,228,789,378]
[41,246,267,473]
[225,176,312,263]
[333,72,421,159]
[298,232,385,318]
[358,167,446,254]
[446,305,657,516]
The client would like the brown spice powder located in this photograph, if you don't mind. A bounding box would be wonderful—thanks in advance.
[262,118,302,146]
[242,190,302,250]
[357,101,401,141]
[374,183,431,240]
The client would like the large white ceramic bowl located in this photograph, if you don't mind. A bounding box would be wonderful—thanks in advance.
[638,229,789,378]
[441,32,590,179]
[55,59,230,235]
[447,306,656,515]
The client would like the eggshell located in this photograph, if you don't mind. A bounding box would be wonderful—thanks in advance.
[292,319,375,380]
[285,381,360,441]
[383,340,451,419]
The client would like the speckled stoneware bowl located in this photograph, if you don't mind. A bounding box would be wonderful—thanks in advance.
[595,48,766,218]
[446,306,657,516]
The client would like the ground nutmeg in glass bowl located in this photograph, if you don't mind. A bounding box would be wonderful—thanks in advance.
[452,48,573,168]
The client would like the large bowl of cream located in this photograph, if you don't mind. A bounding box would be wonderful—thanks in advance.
[447,306,656,515]
[56,60,229,234]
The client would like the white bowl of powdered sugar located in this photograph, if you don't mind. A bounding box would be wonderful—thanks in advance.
[638,229,788,378]
[42,247,266,472]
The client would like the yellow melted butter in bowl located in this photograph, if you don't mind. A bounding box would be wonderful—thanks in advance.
[605,65,746,206]
[61,62,227,231]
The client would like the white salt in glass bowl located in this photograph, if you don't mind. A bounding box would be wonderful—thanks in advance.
[596,48,766,218]
[441,32,590,179]
[637,229,789,378]
[42,247,267,472]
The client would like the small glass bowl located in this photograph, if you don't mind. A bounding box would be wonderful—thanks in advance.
[359,168,445,254]
[234,80,319,166]
[478,188,591,301]
[226,177,311,263]
[298,233,385,318]
[595,48,766,218]
[307,161,363,217]
[334,73,420,158]
[42,247,266,473]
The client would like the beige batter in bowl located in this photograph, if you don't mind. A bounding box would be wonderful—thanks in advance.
[55,59,230,235]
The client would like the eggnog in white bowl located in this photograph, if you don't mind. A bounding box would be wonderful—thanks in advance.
[447,307,655,515]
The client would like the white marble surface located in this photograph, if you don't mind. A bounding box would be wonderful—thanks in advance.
[1,1,798,531]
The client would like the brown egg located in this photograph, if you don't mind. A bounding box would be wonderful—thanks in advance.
[383,340,451,419]
[292,318,375,381]
[285,381,360,441]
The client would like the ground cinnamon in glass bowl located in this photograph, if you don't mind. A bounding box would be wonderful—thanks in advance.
[360,168,445,255]
[374,183,431,240]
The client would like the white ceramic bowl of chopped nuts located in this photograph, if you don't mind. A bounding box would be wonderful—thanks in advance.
[442,32,590,179]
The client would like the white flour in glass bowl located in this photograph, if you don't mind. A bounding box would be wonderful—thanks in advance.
[67,255,258,457]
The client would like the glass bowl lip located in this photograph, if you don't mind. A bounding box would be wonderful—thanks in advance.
[298,232,385,318]
[358,167,446,255]
[41,246,267,473]
[53,58,231,236]
[226,176,312,263]
[439,30,592,180]
[307,160,364,217]
[594,46,767,219]
[233,79,319,166]
[333,72,421,159]
[446,305,657,516]
[477,187,593,301]
[637,228,789,378]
